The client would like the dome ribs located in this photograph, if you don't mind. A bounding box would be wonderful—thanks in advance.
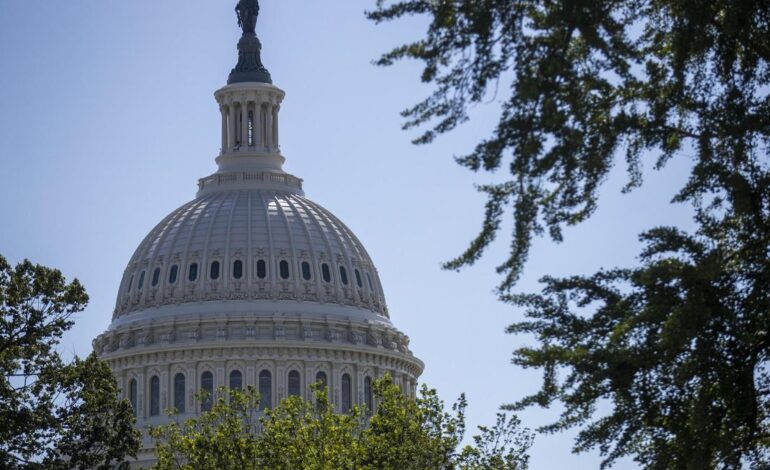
[115,191,388,318]
[285,194,322,298]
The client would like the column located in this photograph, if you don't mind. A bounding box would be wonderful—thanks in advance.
[220,105,228,153]
[228,103,237,152]
[265,103,274,150]
[241,101,249,149]
[273,105,279,149]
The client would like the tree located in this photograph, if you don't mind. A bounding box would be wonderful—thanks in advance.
[150,377,533,470]
[0,255,140,469]
[367,0,769,291]
[367,0,770,467]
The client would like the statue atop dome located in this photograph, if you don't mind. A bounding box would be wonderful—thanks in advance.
[228,0,272,84]
[235,0,259,36]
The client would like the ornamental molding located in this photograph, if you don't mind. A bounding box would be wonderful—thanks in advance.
[95,314,419,373]
[104,343,423,378]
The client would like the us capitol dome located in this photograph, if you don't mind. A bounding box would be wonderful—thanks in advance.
[93,1,423,462]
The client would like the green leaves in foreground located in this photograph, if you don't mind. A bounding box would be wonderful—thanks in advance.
[368,0,770,293]
[506,227,770,469]
[151,377,533,470]
[0,254,140,469]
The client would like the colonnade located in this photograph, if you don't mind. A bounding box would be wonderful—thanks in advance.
[218,94,280,154]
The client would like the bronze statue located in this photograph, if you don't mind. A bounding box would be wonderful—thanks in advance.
[235,0,259,35]
[229,0,271,84]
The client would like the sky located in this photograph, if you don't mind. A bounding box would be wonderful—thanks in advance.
[0,1,697,468]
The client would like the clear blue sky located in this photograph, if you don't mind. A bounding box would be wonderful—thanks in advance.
[0,1,695,468]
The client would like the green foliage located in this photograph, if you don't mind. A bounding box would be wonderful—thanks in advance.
[0,254,140,469]
[506,225,770,468]
[370,1,770,467]
[367,0,770,292]
[151,377,533,470]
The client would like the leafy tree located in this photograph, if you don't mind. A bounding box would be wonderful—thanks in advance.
[368,0,770,467]
[0,255,140,469]
[150,377,533,470]
[367,0,769,291]
[507,225,770,468]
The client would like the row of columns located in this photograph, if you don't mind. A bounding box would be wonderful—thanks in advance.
[220,100,279,153]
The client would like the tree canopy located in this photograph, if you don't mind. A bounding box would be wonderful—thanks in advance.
[367,0,770,291]
[368,0,770,467]
[0,255,140,469]
[151,377,533,470]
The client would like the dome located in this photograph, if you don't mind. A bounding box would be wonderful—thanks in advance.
[94,8,422,465]
[113,179,389,324]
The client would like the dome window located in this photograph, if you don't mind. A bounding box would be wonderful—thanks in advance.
[279,260,290,280]
[341,373,352,413]
[127,275,134,293]
[128,378,138,417]
[364,376,373,412]
[366,273,374,291]
[339,266,349,285]
[230,370,242,390]
[169,265,178,284]
[315,371,328,409]
[233,260,243,279]
[288,370,301,397]
[151,268,161,287]
[174,373,186,414]
[188,263,199,282]
[256,259,267,279]
[210,261,221,280]
[200,371,214,412]
[315,371,328,389]
[321,263,331,283]
[149,375,160,416]
[354,269,363,288]
[301,261,312,281]
[138,271,146,291]
[259,370,272,411]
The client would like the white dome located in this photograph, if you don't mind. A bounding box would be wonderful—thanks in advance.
[114,176,388,324]
[95,30,422,464]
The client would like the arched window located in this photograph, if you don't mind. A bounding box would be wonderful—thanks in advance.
[188,263,198,282]
[138,271,146,291]
[128,378,138,417]
[321,263,332,283]
[364,376,373,412]
[301,261,312,281]
[315,371,328,389]
[256,259,267,279]
[149,375,160,416]
[169,265,178,284]
[200,371,214,412]
[233,260,243,279]
[174,373,186,414]
[210,261,220,280]
[127,275,134,293]
[354,269,363,288]
[152,267,161,287]
[259,370,272,411]
[341,373,352,413]
[315,371,328,409]
[230,370,242,390]
[279,260,290,279]
[339,266,349,285]
[288,370,301,397]
[366,272,374,291]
